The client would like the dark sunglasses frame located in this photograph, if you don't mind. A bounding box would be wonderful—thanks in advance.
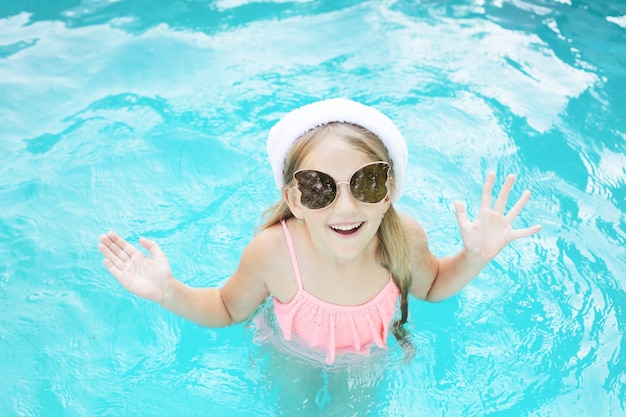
[293,161,391,210]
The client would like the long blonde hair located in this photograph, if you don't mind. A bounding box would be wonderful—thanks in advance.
[260,122,414,351]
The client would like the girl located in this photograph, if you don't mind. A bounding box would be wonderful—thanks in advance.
[98,98,541,365]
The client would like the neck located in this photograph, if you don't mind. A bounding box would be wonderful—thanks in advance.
[309,230,381,271]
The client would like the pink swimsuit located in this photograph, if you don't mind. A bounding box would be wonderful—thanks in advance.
[273,220,400,363]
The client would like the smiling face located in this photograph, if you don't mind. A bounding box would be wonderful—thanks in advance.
[283,123,394,263]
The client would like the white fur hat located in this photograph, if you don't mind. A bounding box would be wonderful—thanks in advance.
[267,98,408,202]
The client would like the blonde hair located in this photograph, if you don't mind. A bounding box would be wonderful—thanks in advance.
[260,122,414,351]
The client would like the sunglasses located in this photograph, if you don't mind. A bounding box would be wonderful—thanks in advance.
[293,161,391,210]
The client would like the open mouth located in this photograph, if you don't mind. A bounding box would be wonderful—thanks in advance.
[329,222,364,236]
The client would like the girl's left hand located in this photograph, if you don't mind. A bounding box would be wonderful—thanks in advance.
[454,172,541,263]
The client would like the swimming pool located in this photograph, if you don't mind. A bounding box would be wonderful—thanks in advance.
[1,0,624,415]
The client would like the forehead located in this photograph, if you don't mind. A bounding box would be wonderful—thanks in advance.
[298,137,374,178]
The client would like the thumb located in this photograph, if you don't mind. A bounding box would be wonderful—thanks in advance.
[140,237,165,259]
[454,200,469,226]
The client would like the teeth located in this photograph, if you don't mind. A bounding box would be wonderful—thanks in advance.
[331,222,362,231]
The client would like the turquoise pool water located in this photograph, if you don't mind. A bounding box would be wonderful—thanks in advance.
[1,0,625,415]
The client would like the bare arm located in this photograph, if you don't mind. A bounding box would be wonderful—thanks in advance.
[407,172,542,302]
[98,231,270,327]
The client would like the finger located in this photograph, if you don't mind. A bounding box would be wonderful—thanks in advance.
[494,174,515,213]
[99,235,131,266]
[98,239,116,260]
[511,224,542,240]
[107,231,137,254]
[103,258,136,291]
[102,258,124,282]
[505,190,531,222]
[140,237,165,260]
[103,232,138,261]
[98,241,130,274]
[454,200,470,227]
[480,172,496,209]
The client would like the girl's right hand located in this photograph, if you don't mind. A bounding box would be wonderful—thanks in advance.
[98,232,173,303]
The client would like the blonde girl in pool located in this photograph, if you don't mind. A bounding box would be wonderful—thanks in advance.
[98,98,541,365]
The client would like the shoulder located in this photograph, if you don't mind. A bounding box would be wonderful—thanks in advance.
[397,212,432,264]
[242,222,288,266]
[219,223,290,323]
[397,211,428,243]
[396,211,439,299]
[238,221,296,300]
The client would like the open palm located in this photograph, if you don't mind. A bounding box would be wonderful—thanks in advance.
[454,173,541,262]
[98,232,173,302]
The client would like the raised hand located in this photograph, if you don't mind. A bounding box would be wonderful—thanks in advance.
[98,232,173,302]
[454,172,541,263]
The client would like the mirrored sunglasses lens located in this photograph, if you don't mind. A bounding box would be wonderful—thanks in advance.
[350,163,388,203]
[294,170,337,209]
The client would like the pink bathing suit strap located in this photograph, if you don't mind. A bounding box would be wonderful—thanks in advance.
[280,220,303,290]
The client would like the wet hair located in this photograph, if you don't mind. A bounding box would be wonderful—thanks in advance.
[260,122,415,355]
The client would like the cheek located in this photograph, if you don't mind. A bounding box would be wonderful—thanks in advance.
[367,207,388,229]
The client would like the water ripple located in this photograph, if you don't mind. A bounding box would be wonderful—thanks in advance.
[1,0,625,415]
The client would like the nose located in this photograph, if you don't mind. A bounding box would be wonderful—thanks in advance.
[333,181,358,213]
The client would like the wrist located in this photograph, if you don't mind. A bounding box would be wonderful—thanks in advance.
[460,247,490,268]
[157,277,179,308]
